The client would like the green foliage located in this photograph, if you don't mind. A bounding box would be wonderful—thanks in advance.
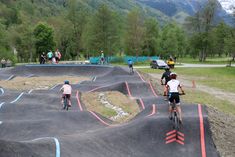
[83,4,121,57]
[33,23,55,56]
[143,18,159,56]
[0,0,234,63]
[124,9,144,56]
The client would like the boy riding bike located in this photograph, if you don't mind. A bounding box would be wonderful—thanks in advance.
[60,80,72,109]
[165,73,185,124]
[128,59,134,74]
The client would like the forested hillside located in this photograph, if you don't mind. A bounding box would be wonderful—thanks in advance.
[0,0,235,63]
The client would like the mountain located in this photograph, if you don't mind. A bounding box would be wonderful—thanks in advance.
[218,0,235,14]
[136,0,235,25]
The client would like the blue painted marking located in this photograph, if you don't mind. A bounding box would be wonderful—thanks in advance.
[53,138,60,157]
[25,64,113,68]
[28,89,34,94]
[0,88,4,95]
[21,137,60,157]
[6,75,14,81]
[0,102,5,109]
[51,84,59,90]
[10,92,24,103]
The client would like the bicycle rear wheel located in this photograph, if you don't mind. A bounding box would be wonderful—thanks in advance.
[63,97,68,110]
[173,113,179,130]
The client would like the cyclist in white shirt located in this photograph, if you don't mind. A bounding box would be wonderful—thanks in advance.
[60,80,72,107]
[166,72,185,124]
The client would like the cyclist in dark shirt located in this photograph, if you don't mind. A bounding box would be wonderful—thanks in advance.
[161,66,171,85]
[161,67,171,99]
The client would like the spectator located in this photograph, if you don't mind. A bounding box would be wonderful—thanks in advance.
[40,52,46,64]
[54,49,61,64]
[47,50,53,64]
[1,58,6,68]
[6,59,12,67]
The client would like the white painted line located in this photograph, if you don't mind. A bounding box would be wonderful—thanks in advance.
[0,121,2,125]
[0,102,5,109]
[92,76,97,82]
[27,74,34,78]
[50,84,59,90]
[21,137,60,157]
[53,138,60,157]
[28,89,34,94]
[0,88,4,95]
[10,92,24,103]
[6,75,14,81]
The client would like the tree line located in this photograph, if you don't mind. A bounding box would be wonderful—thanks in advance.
[0,0,235,63]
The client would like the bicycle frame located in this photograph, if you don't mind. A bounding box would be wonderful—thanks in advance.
[171,102,180,130]
[63,96,69,110]
[129,66,134,75]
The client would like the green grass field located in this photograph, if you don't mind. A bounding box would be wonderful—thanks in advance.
[139,67,235,115]
[140,67,235,93]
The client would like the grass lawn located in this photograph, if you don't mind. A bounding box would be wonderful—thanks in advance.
[173,67,235,93]
[183,88,235,115]
[139,67,235,115]
[177,57,234,64]
[140,67,235,93]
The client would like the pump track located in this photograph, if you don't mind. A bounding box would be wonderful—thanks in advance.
[0,64,220,157]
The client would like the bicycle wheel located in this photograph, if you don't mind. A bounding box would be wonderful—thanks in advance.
[64,97,68,110]
[173,113,179,130]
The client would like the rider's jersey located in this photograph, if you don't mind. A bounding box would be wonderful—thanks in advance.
[167,79,181,93]
[161,71,171,84]
[47,52,53,59]
[128,60,133,65]
[60,84,72,94]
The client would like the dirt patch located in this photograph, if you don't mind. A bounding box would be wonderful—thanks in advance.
[81,91,140,123]
[208,106,235,157]
[138,70,235,157]
[0,76,89,91]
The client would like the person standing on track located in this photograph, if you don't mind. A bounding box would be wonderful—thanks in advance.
[166,72,185,124]
[60,80,72,108]
[47,50,53,64]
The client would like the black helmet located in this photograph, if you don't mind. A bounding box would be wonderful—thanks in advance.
[64,80,69,84]
[165,66,170,71]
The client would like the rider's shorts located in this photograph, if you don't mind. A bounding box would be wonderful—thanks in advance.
[169,92,180,105]
[62,94,71,99]
[128,64,133,68]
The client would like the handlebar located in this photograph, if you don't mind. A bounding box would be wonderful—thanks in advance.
[163,92,185,96]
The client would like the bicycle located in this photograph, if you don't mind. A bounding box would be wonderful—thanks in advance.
[63,95,70,111]
[129,64,134,75]
[169,93,185,130]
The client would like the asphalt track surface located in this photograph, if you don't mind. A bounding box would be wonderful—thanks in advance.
[0,65,220,157]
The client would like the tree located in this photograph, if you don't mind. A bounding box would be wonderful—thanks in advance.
[85,4,121,57]
[224,28,235,61]
[143,18,159,56]
[67,0,89,59]
[184,0,218,62]
[124,9,144,57]
[33,23,55,56]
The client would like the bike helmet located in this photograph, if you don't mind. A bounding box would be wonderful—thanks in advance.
[64,80,69,84]
[165,66,170,71]
[170,72,177,79]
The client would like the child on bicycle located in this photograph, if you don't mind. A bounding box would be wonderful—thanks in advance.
[128,59,133,72]
[165,72,185,124]
[60,80,72,108]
